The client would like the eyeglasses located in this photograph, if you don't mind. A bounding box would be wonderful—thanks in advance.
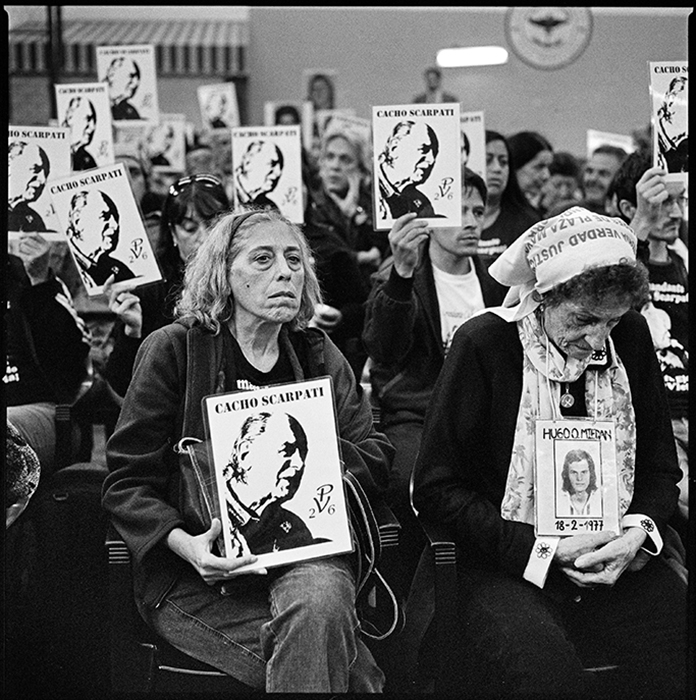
[168,174,224,197]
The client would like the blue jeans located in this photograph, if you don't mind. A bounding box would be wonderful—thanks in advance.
[142,555,385,693]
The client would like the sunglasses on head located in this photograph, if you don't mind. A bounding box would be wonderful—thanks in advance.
[169,174,224,197]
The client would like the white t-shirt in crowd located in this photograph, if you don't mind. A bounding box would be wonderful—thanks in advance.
[432,262,484,354]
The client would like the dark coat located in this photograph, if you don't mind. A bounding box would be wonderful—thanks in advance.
[363,244,507,427]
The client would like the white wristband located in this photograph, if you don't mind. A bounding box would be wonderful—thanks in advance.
[523,536,560,588]
[621,514,663,555]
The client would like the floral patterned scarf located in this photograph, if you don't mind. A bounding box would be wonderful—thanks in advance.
[500,312,636,525]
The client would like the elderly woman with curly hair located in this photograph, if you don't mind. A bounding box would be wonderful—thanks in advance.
[103,209,392,692]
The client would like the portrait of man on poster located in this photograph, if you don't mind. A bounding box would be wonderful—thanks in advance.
[222,411,327,557]
[66,189,136,288]
[8,141,50,233]
[377,120,441,219]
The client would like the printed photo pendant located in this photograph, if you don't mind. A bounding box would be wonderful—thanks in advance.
[560,392,575,409]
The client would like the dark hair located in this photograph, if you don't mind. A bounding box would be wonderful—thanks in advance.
[158,174,230,280]
[561,449,598,495]
[484,130,532,213]
[461,130,471,156]
[606,150,651,223]
[424,66,442,80]
[507,130,553,170]
[274,105,301,125]
[549,151,581,179]
[307,73,335,109]
[542,262,649,311]
[462,166,487,206]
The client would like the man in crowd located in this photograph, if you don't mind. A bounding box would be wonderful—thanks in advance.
[611,150,688,534]
[580,144,627,215]
[413,66,459,104]
[363,167,507,596]
[8,141,50,232]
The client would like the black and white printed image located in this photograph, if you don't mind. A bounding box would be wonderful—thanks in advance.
[198,83,240,132]
[64,188,136,288]
[234,140,284,209]
[49,162,162,295]
[96,45,160,125]
[373,103,461,229]
[231,126,304,223]
[8,126,71,236]
[556,448,603,517]
[222,411,329,557]
[55,82,116,170]
[8,141,51,233]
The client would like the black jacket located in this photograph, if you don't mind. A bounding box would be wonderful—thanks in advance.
[363,245,507,427]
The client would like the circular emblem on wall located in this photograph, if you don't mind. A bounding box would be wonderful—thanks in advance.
[505,7,593,70]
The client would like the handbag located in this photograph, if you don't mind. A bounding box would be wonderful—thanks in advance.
[343,470,403,641]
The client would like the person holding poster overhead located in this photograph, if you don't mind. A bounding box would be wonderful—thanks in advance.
[103,209,391,692]
[102,173,230,398]
[363,167,507,597]
[412,207,686,698]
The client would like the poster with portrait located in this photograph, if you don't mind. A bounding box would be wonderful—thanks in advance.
[534,419,621,537]
[231,125,304,223]
[144,113,187,173]
[264,100,304,128]
[649,61,688,184]
[96,45,160,126]
[8,125,71,238]
[460,110,486,181]
[585,129,635,159]
[55,83,116,172]
[49,162,162,297]
[198,82,240,133]
[372,102,462,230]
[203,376,353,572]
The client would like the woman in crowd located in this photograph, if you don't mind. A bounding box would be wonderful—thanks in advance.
[102,209,391,693]
[478,130,540,266]
[507,130,554,217]
[412,207,686,698]
[103,174,229,397]
[305,124,383,379]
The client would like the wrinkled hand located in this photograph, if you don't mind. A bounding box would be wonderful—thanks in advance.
[631,166,669,242]
[16,232,51,285]
[327,170,362,220]
[388,213,430,279]
[557,528,647,588]
[103,274,143,338]
[309,303,343,333]
[167,519,264,585]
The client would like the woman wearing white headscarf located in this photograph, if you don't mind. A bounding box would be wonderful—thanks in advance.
[412,207,686,698]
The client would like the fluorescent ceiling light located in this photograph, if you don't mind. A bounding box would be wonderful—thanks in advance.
[437,46,509,67]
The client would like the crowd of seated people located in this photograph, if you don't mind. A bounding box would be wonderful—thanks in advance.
[5,48,689,698]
